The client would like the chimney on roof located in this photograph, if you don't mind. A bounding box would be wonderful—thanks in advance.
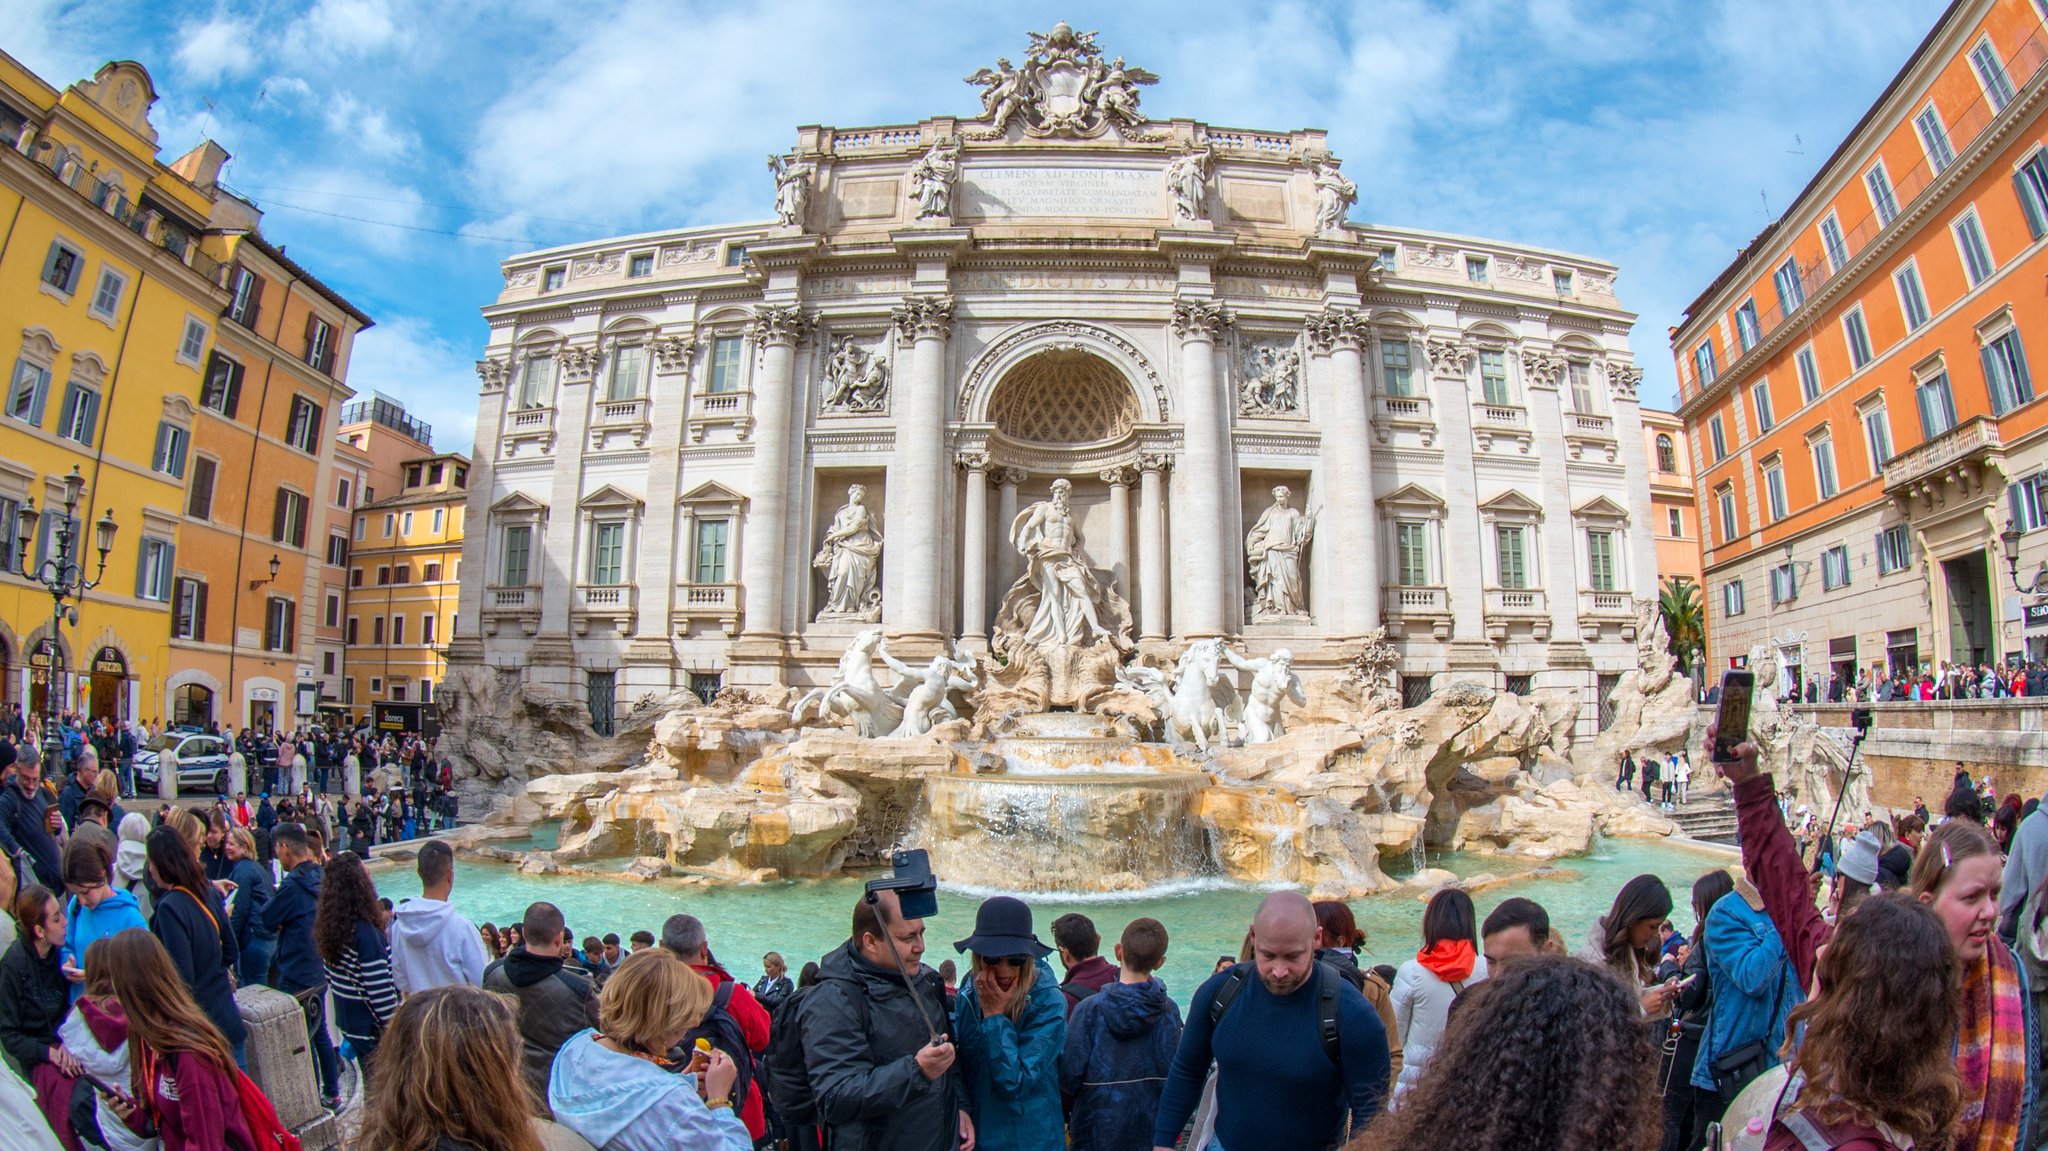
[169,140,231,192]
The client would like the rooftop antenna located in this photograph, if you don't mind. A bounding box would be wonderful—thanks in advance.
[1787,133,1805,156]
[1761,189,1773,223]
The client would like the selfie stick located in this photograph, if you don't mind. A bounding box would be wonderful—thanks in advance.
[864,889,942,1044]
[1818,713,1872,856]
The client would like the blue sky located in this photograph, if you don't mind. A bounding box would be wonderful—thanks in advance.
[9,0,1952,454]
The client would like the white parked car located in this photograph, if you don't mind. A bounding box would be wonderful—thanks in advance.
[134,731,232,796]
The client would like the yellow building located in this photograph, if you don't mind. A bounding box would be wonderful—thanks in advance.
[345,443,466,733]
[0,55,246,723]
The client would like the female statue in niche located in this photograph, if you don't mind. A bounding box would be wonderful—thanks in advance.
[815,484,883,620]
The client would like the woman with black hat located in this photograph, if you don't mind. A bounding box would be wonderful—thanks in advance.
[951,896,1067,1151]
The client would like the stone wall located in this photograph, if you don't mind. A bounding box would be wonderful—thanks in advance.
[1787,701,2048,809]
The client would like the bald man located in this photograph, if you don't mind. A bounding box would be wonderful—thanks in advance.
[1152,891,1389,1150]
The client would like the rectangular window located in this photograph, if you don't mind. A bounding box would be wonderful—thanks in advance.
[1752,382,1775,432]
[1553,269,1573,295]
[708,336,744,394]
[323,591,340,628]
[1867,163,1900,226]
[8,360,50,426]
[608,344,646,402]
[1495,525,1527,589]
[1796,345,1822,403]
[1478,349,1510,405]
[1709,414,1727,461]
[151,423,188,477]
[226,266,263,328]
[372,616,385,644]
[517,355,554,408]
[1693,341,1718,386]
[376,566,390,586]
[1723,580,1746,616]
[304,314,336,373]
[352,515,365,542]
[1895,262,1931,331]
[421,614,436,645]
[1770,563,1797,604]
[134,537,173,602]
[345,618,358,645]
[1586,530,1617,592]
[1764,462,1788,521]
[1863,403,1894,469]
[0,497,18,574]
[1812,436,1838,499]
[393,563,410,584]
[88,267,124,319]
[542,266,565,292]
[186,456,216,520]
[41,241,82,295]
[1954,209,1996,285]
[1972,38,2017,111]
[350,567,363,587]
[1668,507,1684,537]
[172,577,207,640]
[284,396,324,453]
[1773,256,1805,316]
[199,352,243,418]
[2016,149,2048,239]
[1917,370,1959,437]
[589,521,625,584]
[430,508,444,533]
[1381,340,1414,397]
[335,477,351,508]
[1983,327,2036,415]
[1916,105,1956,172]
[1465,256,1489,283]
[401,511,414,535]
[322,652,335,674]
[56,382,99,445]
[693,518,729,583]
[423,561,442,581]
[177,317,208,366]
[1842,307,1873,370]
[1735,299,1761,351]
[2011,473,2048,532]
[1820,214,1849,272]
[628,253,653,278]
[1396,522,1430,586]
[383,513,396,537]
[1374,246,1398,272]
[272,488,308,548]
[1822,545,1851,591]
[1717,485,1739,543]
[502,524,533,586]
[1568,361,1596,412]
[391,615,405,645]
[1877,524,1913,574]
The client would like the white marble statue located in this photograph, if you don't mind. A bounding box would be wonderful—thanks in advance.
[814,484,883,621]
[821,338,890,413]
[1083,55,1156,128]
[890,646,979,737]
[908,140,961,219]
[1164,145,1210,222]
[1240,344,1301,415]
[1225,646,1305,743]
[1312,157,1357,236]
[1162,638,1236,751]
[1245,486,1315,619]
[1008,478,1116,649]
[767,154,815,228]
[791,628,905,737]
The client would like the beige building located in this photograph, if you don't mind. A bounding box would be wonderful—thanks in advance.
[345,443,465,732]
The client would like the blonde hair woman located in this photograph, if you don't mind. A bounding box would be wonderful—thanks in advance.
[547,947,749,1151]
[361,984,594,1151]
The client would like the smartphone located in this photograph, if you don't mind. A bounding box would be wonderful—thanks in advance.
[76,1071,129,1103]
[1711,670,1755,763]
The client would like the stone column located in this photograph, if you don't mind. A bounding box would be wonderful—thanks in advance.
[626,334,697,688]
[1100,466,1134,593]
[1426,338,1487,650]
[1522,349,1581,647]
[738,307,809,652]
[1170,298,1233,638]
[958,451,990,644]
[1137,453,1170,643]
[1609,363,1660,596]
[1307,308,1380,638]
[536,341,599,683]
[885,295,954,648]
[446,355,511,668]
[996,468,1026,595]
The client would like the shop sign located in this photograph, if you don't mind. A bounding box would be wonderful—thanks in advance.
[2027,601,2048,629]
[248,687,280,702]
[92,658,125,675]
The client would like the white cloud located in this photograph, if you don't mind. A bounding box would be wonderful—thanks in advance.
[343,315,482,455]
[247,167,431,257]
[322,94,417,159]
[288,0,400,56]
[171,14,261,83]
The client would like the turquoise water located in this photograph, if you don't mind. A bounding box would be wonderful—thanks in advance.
[376,836,1735,1003]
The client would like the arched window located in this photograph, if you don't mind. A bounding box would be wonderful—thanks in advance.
[1655,434,1677,473]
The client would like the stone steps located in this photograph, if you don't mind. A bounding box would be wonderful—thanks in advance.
[1670,793,1739,843]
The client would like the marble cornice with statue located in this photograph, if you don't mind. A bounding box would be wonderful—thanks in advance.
[441,23,1706,899]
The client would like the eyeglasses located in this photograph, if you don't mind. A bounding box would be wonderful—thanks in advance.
[984,956,1029,969]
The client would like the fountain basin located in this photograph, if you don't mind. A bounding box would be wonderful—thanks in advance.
[922,771,1210,893]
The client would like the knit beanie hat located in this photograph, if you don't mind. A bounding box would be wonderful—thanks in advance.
[1839,827,1884,887]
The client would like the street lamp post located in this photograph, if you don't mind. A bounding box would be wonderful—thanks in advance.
[14,466,117,776]
[2001,517,2046,595]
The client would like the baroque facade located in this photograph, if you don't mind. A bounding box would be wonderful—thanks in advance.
[448,26,1658,739]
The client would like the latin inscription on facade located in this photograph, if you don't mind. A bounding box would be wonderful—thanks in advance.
[961,166,1162,219]
[955,268,1176,292]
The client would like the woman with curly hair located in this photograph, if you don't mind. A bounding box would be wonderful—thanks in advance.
[312,851,399,1083]
[1346,954,1660,1151]
[1580,873,1677,1018]
[359,984,595,1151]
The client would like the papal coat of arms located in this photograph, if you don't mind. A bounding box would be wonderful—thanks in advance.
[964,22,1161,140]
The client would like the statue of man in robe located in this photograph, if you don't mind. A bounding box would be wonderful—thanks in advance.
[1246,485,1314,618]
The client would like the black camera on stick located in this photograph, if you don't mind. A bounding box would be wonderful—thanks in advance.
[864,848,938,921]
[1851,706,1873,733]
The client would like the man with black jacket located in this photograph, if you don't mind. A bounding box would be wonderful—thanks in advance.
[483,901,601,1113]
[801,889,973,1151]
[0,746,61,888]
[258,823,342,1108]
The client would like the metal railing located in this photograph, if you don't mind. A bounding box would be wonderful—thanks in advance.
[9,130,228,286]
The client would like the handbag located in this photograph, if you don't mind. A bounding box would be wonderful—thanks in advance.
[1709,953,1788,1098]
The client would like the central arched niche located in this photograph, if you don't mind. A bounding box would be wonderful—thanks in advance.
[986,350,1139,445]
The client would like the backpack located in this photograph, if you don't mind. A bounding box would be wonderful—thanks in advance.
[760,980,873,1127]
[1208,961,1343,1068]
[232,1066,302,1151]
[677,979,755,1113]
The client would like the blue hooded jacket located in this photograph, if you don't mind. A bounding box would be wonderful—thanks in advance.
[62,887,146,1002]
[1059,977,1184,1151]
[1692,886,1803,1091]
[953,958,1067,1151]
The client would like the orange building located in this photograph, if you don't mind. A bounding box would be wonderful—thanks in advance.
[1673,0,2048,694]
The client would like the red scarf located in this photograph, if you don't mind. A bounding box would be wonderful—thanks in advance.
[1417,939,1477,983]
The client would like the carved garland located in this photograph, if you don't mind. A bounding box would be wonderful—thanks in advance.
[956,320,1168,423]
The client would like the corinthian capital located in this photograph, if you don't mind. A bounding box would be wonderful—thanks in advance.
[747,305,812,348]
[1170,298,1234,341]
[652,334,699,374]
[1520,349,1566,391]
[892,294,956,340]
[1304,307,1371,354]
[558,344,600,383]
[475,358,509,392]
[955,449,990,473]
[1424,338,1472,377]
[1608,362,1643,401]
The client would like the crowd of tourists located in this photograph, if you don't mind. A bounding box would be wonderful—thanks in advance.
[4,714,2048,1149]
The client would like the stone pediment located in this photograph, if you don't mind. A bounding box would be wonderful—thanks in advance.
[679,480,748,508]
[491,491,549,516]
[579,484,645,510]
[1377,482,1446,513]
[1572,494,1630,523]
[1478,489,1544,516]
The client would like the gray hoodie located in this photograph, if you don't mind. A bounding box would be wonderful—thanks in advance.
[389,896,489,994]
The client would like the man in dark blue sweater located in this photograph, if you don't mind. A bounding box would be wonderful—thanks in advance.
[257,823,342,1107]
[1150,891,1389,1151]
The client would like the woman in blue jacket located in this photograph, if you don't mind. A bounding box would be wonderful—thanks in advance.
[1690,866,1802,1139]
[952,897,1067,1151]
[224,826,276,988]
[59,837,145,1003]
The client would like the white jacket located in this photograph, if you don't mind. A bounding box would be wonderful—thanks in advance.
[57,1005,157,1151]
[1390,952,1488,1101]
[389,896,490,993]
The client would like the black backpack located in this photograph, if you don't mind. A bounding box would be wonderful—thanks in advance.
[760,980,874,1127]
[1208,961,1343,1068]
[675,980,755,1112]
